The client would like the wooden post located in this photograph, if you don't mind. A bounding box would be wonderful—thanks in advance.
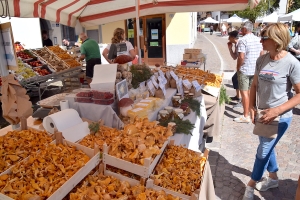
[20,117,27,130]
[94,143,100,155]
[55,129,63,145]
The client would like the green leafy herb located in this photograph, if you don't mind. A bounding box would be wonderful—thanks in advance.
[88,122,100,135]
[130,64,153,89]
[219,85,231,105]
[182,98,201,116]
[159,118,195,135]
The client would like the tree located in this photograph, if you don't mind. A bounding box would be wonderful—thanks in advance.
[287,0,300,13]
[231,0,280,23]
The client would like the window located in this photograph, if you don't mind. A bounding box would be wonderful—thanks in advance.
[61,25,76,41]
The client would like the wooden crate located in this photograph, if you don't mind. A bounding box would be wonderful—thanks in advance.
[146,140,210,200]
[184,49,201,54]
[102,138,170,178]
[0,137,100,200]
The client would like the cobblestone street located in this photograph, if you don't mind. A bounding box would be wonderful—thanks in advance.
[194,32,299,200]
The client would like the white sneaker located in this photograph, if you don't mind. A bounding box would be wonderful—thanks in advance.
[242,186,254,200]
[256,177,279,191]
[234,115,251,123]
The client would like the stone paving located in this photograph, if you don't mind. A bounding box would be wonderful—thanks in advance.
[194,32,299,200]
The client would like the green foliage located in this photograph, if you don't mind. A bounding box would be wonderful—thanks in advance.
[231,0,280,23]
[181,98,201,117]
[288,0,300,13]
[130,64,153,89]
[219,85,231,105]
[159,118,195,135]
[88,122,100,135]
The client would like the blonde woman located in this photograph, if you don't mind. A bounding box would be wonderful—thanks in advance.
[243,23,300,200]
[102,28,136,64]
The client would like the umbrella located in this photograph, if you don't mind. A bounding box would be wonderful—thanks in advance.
[278,8,300,22]
[5,0,249,27]
[200,17,219,24]
[226,14,247,23]
[256,12,279,23]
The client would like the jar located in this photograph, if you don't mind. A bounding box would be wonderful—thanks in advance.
[158,110,169,121]
[136,93,143,102]
[129,93,136,101]
[165,106,173,119]
[174,109,184,120]
[142,90,149,99]
[180,103,191,116]
[172,96,181,108]
[184,91,189,99]
[188,93,194,99]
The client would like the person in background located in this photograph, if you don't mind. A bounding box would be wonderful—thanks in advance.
[78,33,101,85]
[227,30,242,107]
[222,24,227,36]
[288,23,300,61]
[102,28,136,64]
[41,30,53,47]
[234,21,263,123]
[284,22,293,37]
[210,25,214,35]
[201,24,205,33]
[296,176,300,200]
[62,39,81,50]
[243,23,300,200]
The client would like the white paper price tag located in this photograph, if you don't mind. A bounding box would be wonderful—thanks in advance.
[170,71,178,81]
[151,75,159,89]
[147,80,155,96]
[176,78,184,95]
[158,75,167,85]
[192,80,202,92]
[182,79,192,89]
[158,70,164,77]
[159,82,166,96]
[139,81,145,88]
[166,71,171,80]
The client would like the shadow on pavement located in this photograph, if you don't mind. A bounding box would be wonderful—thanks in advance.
[224,105,243,119]
[212,150,298,200]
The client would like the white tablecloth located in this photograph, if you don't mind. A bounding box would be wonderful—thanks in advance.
[170,95,207,152]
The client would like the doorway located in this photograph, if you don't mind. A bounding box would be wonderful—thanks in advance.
[126,14,165,66]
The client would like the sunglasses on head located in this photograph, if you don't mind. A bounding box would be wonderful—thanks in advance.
[261,36,269,41]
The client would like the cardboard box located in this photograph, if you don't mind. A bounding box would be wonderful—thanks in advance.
[102,138,170,178]
[183,53,191,59]
[90,64,117,91]
[184,49,201,54]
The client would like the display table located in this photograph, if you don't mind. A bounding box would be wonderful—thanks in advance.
[202,92,225,138]
[170,95,207,152]
[70,102,123,129]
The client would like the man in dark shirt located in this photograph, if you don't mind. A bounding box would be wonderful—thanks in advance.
[42,30,53,47]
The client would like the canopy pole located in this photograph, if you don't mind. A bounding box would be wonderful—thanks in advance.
[135,0,142,64]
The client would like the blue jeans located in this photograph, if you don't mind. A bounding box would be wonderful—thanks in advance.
[251,117,292,181]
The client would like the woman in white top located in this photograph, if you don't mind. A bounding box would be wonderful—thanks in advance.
[102,28,136,64]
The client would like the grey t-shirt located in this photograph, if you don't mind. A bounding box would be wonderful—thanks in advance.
[255,53,300,118]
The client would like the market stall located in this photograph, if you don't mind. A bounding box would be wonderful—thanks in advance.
[13,45,83,99]
[0,47,225,199]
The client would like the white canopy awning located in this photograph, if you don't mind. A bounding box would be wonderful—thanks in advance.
[278,8,300,22]
[256,12,279,23]
[4,0,250,27]
[200,17,219,24]
[226,14,247,23]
